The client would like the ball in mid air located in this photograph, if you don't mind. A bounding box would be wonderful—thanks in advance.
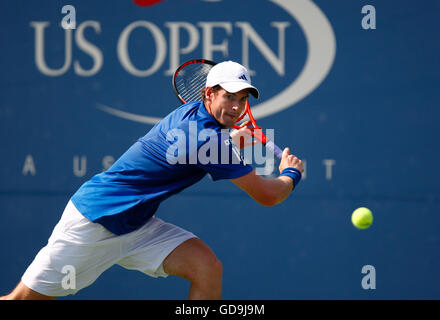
[351,207,373,229]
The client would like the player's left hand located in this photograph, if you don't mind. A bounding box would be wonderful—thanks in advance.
[230,120,261,149]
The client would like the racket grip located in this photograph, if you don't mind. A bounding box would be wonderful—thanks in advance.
[265,140,283,160]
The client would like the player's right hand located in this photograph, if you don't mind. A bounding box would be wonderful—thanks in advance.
[279,147,304,174]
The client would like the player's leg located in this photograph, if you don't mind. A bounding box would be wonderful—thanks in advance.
[162,237,223,300]
[1,281,56,300]
[117,217,222,300]
[3,201,123,300]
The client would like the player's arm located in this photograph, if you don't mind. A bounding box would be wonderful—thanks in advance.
[231,148,303,206]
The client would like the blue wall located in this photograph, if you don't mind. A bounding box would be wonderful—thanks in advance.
[1,0,439,299]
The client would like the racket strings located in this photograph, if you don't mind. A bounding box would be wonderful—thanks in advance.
[176,64,212,103]
[184,72,206,101]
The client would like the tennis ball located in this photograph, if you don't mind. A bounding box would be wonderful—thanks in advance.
[351,207,373,229]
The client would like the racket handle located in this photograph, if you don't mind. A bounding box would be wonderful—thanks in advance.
[265,140,283,160]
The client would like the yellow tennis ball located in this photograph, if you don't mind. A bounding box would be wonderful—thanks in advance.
[351,207,373,229]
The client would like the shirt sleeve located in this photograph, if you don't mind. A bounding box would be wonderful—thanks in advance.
[196,131,253,181]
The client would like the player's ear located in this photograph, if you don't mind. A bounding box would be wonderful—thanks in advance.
[205,86,213,102]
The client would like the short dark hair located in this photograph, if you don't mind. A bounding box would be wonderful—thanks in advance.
[201,85,222,102]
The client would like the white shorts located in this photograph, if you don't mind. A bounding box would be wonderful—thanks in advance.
[21,200,197,297]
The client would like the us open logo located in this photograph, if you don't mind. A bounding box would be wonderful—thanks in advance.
[96,0,336,123]
[31,0,336,124]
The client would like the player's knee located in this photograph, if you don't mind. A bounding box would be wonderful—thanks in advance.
[208,257,223,278]
[0,294,10,300]
[0,289,17,300]
[1,292,20,300]
[191,255,223,283]
[1,281,55,300]
[164,238,223,284]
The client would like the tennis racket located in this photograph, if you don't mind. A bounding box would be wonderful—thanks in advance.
[172,58,283,160]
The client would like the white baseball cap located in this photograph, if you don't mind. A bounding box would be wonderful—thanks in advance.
[205,61,259,99]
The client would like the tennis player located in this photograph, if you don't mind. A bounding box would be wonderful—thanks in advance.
[1,61,303,300]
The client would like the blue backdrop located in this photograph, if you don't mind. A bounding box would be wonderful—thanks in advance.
[1,0,439,299]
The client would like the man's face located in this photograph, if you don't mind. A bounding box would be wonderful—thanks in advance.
[205,87,249,128]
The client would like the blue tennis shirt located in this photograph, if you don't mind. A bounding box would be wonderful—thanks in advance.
[71,101,253,235]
